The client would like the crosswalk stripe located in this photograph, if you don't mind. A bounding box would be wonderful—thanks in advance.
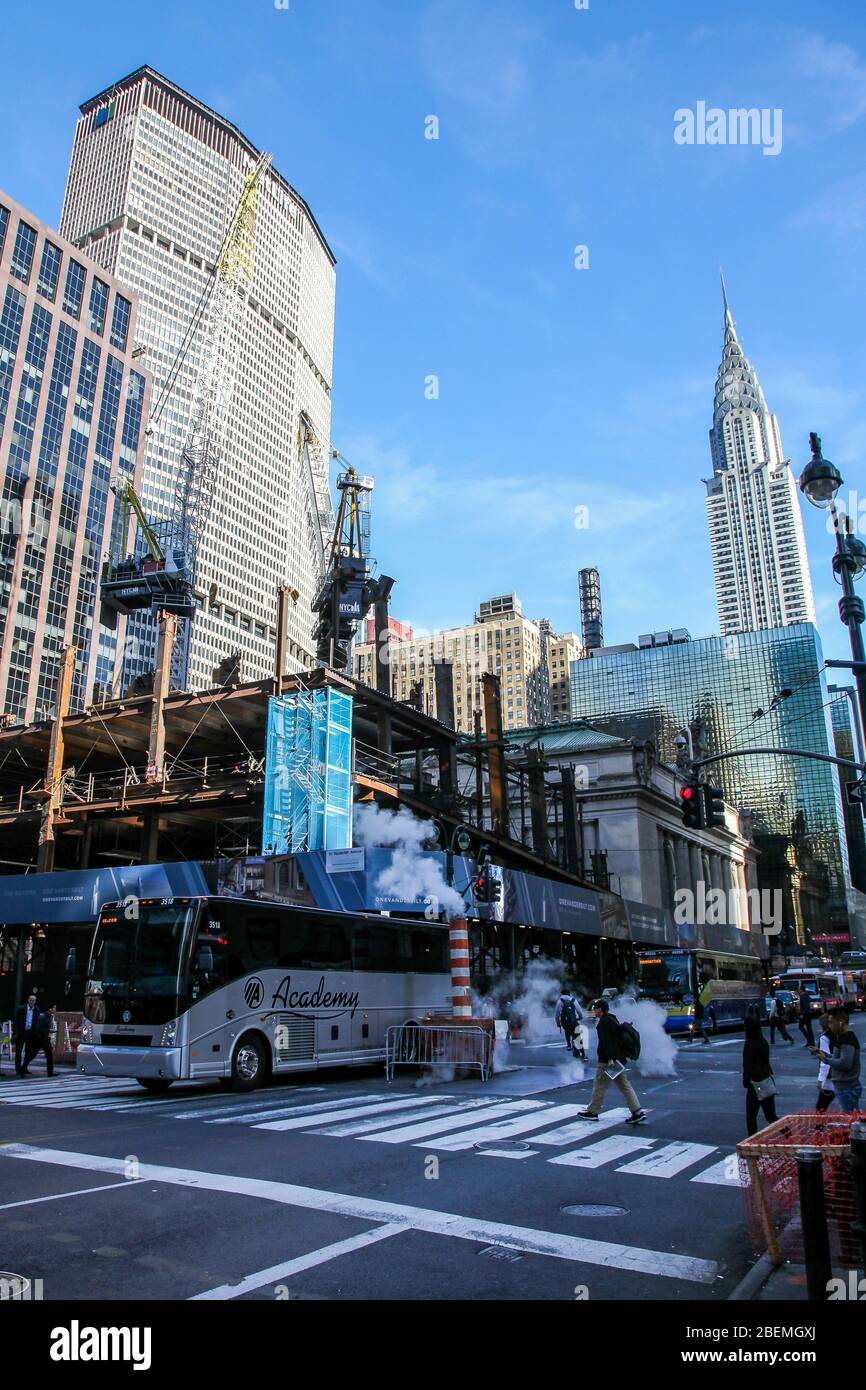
[548,1134,655,1168]
[616,1142,717,1178]
[209,1093,432,1127]
[690,1155,747,1187]
[312,1100,495,1137]
[256,1094,454,1133]
[531,1108,633,1145]
[475,1147,539,1159]
[418,1103,589,1152]
[355,1100,544,1145]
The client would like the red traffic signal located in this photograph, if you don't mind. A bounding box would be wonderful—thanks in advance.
[680,781,703,829]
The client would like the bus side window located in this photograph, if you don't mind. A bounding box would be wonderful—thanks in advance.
[303,919,351,970]
[244,916,279,966]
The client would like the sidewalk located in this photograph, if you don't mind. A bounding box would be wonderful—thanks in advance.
[731,1253,862,1300]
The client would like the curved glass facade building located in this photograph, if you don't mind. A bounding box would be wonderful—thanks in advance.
[569,624,866,951]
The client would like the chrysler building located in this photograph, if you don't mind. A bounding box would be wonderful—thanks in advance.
[705,279,815,635]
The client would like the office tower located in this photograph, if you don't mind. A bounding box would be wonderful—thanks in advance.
[547,631,583,723]
[0,190,151,722]
[568,624,866,949]
[59,66,336,693]
[352,594,554,734]
[579,567,603,651]
[705,282,815,635]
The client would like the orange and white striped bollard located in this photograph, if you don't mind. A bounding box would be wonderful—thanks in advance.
[449,916,472,1019]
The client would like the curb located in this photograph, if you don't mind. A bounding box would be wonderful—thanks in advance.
[727,1251,777,1301]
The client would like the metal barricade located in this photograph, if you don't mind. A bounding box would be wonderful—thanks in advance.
[385,1023,493,1083]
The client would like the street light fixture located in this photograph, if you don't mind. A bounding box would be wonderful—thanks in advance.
[799,432,866,740]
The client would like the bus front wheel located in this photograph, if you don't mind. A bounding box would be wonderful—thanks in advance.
[136,1078,173,1094]
[227,1034,267,1093]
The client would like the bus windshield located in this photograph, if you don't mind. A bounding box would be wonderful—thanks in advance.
[88,902,196,1000]
[635,951,693,1002]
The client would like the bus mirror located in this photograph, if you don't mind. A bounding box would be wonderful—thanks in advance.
[195,945,214,975]
[65,947,78,976]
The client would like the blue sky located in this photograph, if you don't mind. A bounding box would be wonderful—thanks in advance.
[4,0,866,668]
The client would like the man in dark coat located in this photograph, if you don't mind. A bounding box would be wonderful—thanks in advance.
[13,992,40,1076]
[797,987,816,1047]
[25,1001,56,1077]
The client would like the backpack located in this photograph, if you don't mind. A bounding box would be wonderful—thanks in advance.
[561,998,578,1030]
[617,1019,641,1062]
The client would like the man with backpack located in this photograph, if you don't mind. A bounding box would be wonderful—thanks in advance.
[576,998,647,1124]
[555,987,584,1055]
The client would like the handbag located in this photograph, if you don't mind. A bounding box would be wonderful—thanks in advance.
[752,1075,777,1102]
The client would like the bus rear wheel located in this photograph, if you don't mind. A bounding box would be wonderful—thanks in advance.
[227,1034,268,1093]
[136,1078,173,1094]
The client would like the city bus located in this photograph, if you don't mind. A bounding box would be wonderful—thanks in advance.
[633,946,765,1035]
[77,896,453,1092]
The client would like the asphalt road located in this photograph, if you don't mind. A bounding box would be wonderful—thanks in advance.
[1,1017,862,1302]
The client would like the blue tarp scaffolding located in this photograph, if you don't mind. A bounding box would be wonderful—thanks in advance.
[262,688,353,855]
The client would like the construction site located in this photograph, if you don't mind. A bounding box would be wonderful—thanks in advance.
[0,138,627,1024]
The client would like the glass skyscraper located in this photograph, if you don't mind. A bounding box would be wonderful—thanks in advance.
[0,190,151,722]
[569,625,866,950]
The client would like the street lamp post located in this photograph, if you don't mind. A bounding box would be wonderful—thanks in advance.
[799,433,866,742]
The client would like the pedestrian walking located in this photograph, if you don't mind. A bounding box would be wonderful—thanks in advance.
[554,986,584,1056]
[742,1012,778,1136]
[576,998,646,1124]
[25,1001,56,1077]
[810,1007,862,1113]
[814,1011,835,1112]
[769,994,794,1046]
[13,991,40,1076]
[796,986,816,1047]
[690,979,711,1044]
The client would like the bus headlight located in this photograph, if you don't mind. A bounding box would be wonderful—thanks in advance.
[161,1022,178,1047]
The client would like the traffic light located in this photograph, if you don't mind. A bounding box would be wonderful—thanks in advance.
[679,781,703,830]
[472,873,489,903]
[702,784,726,830]
[488,875,502,904]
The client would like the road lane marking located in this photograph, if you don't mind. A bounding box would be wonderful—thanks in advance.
[548,1135,656,1168]
[190,1224,405,1300]
[256,1094,465,1133]
[531,1108,633,1144]
[0,1144,719,1283]
[616,1142,717,1177]
[312,1100,494,1137]
[418,1104,590,1151]
[355,1100,544,1145]
[0,1179,147,1210]
[690,1155,747,1187]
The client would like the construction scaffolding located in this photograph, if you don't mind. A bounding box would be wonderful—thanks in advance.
[262,688,353,855]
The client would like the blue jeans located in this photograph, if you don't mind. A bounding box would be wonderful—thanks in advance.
[836,1084,862,1113]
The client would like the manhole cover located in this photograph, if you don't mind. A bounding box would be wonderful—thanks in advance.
[478,1246,523,1263]
[474,1140,533,1152]
[561,1204,629,1218]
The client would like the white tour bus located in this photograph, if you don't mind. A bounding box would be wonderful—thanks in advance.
[77,895,452,1092]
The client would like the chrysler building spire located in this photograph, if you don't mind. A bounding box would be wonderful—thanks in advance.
[705,281,815,635]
